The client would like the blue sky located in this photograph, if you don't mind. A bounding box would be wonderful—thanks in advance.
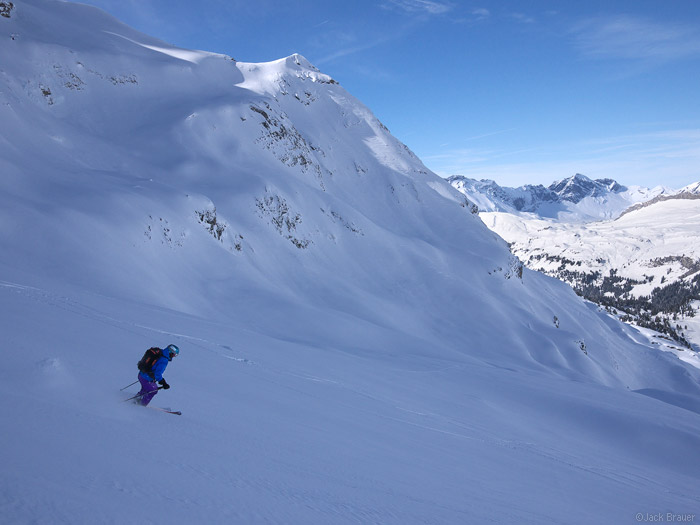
[79,0,700,188]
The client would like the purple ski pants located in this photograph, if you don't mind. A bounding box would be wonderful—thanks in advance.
[137,375,159,406]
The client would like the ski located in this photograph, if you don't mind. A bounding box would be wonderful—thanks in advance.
[147,406,182,416]
[123,393,181,415]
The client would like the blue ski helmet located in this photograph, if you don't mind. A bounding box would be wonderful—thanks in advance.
[167,344,180,357]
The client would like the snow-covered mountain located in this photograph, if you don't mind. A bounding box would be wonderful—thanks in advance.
[2,1,700,523]
[448,173,670,221]
[449,173,700,347]
[683,181,700,194]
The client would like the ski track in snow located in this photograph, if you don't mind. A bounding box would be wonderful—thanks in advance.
[0,279,258,365]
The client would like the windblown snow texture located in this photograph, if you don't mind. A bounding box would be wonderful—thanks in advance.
[1,1,700,523]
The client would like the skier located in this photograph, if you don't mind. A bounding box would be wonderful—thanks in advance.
[136,344,179,406]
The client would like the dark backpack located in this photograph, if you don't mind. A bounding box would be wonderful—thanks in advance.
[137,347,162,376]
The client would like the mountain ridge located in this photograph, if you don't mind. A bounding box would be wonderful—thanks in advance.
[448,173,672,221]
[619,186,700,218]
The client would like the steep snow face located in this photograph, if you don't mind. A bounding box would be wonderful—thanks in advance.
[2,1,700,523]
[449,174,670,221]
[0,0,485,331]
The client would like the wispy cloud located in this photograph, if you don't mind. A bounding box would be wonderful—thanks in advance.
[572,15,700,63]
[314,34,394,65]
[508,12,535,24]
[312,10,421,66]
[470,8,490,21]
[383,0,454,15]
[462,128,517,142]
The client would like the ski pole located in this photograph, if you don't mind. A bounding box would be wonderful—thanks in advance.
[124,386,164,402]
[120,380,139,391]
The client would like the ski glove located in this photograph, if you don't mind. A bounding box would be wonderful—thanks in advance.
[158,379,170,390]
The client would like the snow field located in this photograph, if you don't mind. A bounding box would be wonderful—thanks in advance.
[3,279,700,524]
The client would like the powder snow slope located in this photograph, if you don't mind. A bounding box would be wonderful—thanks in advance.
[2,1,700,523]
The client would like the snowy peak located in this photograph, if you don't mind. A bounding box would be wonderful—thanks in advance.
[244,53,334,83]
[681,181,700,194]
[548,173,627,203]
[237,53,337,98]
[284,53,320,73]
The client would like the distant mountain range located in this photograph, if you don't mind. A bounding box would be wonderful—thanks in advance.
[449,174,700,348]
[447,173,677,221]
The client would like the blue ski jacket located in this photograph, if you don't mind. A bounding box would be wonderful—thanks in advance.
[138,346,173,382]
